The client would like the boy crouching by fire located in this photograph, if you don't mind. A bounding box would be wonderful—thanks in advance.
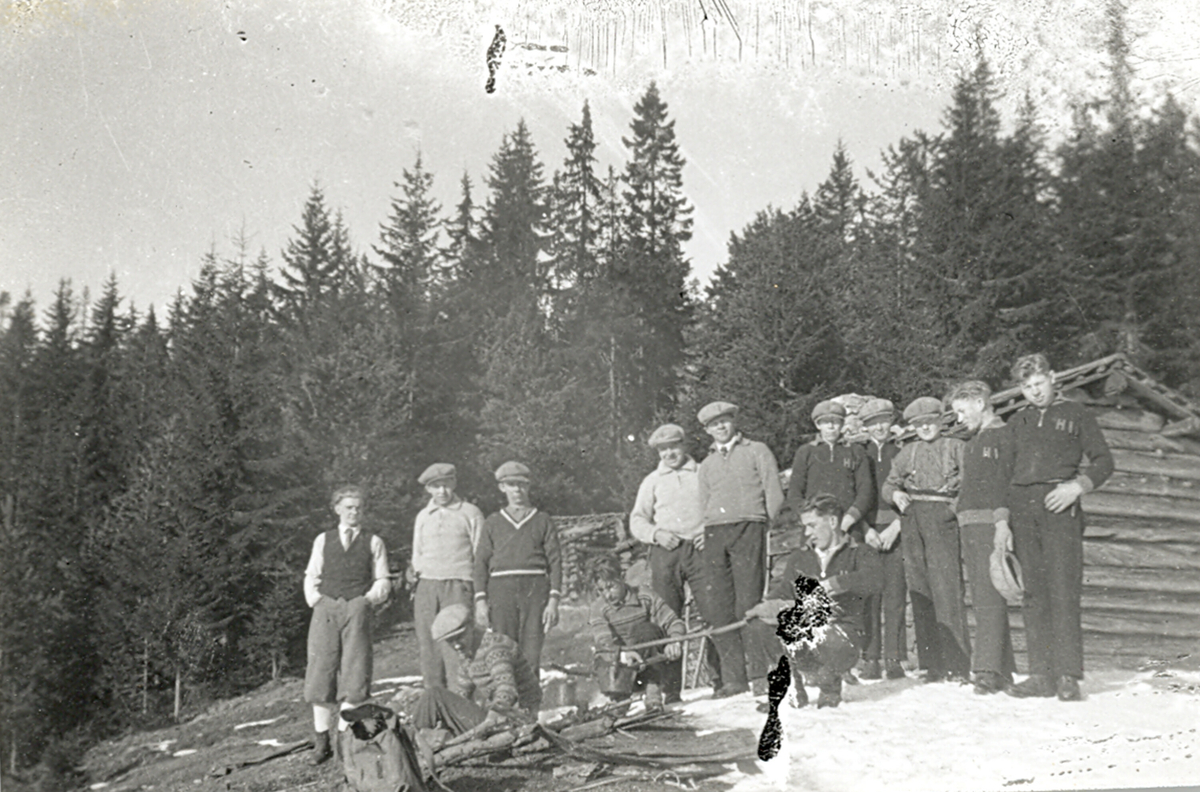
[586,556,686,710]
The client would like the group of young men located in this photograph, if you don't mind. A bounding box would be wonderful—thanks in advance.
[299,351,1113,763]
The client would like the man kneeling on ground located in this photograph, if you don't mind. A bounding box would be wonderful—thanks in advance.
[411,604,542,736]
[744,494,883,709]
[587,556,686,711]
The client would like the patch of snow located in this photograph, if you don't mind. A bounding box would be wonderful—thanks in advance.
[673,670,1200,791]
[372,675,423,686]
[146,739,176,753]
[171,749,198,757]
[89,784,109,790]
[233,716,285,730]
[256,739,285,747]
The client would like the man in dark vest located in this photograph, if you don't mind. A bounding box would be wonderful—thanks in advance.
[303,485,391,764]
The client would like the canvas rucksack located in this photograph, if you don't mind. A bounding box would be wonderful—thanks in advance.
[338,704,429,792]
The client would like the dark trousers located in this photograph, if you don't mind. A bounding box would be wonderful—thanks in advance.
[698,521,766,688]
[902,502,970,677]
[744,619,861,691]
[304,596,373,704]
[960,523,1016,678]
[648,542,716,694]
[414,578,474,689]
[862,531,908,663]
[412,687,487,735]
[1009,484,1085,679]
[487,575,550,675]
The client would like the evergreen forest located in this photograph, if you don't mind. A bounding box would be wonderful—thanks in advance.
[2,16,1199,785]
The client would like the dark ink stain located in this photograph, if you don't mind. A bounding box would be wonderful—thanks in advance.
[756,654,790,760]
[236,31,247,43]
[756,574,833,760]
[486,25,506,94]
[777,574,831,646]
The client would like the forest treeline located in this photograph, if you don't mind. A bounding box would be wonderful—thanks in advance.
[2,17,1199,786]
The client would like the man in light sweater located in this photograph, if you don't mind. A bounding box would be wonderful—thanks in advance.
[629,423,708,702]
[408,463,483,690]
[696,401,785,698]
[303,485,391,765]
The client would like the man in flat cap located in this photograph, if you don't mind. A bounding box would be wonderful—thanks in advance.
[412,603,541,736]
[882,397,969,683]
[860,398,908,680]
[629,423,709,702]
[695,401,785,697]
[947,381,1018,695]
[473,461,562,675]
[783,400,874,552]
[409,463,484,690]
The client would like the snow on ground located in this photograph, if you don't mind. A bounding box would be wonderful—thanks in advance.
[680,670,1200,792]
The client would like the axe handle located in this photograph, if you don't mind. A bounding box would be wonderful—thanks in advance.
[619,619,749,653]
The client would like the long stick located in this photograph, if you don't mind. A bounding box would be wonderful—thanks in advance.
[619,620,748,653]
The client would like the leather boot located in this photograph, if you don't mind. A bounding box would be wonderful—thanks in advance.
[1005,674,1056,698]
[310,730,333,766]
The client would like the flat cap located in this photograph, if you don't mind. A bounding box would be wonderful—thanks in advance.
[697,401,739,426]
[811,400,847,423]
[418,463,457,486]
[989,548,1024,607]
[647,423,686,447]
[860,398,896,425]
[494,460,532,483]
[430,604,471,642]
[903,396,944,424]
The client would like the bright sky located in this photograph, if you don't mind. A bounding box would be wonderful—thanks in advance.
[2,0,1197,316]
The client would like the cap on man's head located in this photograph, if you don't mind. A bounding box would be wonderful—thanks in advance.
[494,460,532,483]
[860,398,896,425]
[647,423,686,447]
[418,463,457,487]
[811,400,847,424]
[697,401,739,427]
[903,396,945,424]
[430,604,472,643]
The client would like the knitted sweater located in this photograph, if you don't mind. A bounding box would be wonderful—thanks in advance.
[784,440,874,525]
[473,508,563,598]
[1007,398,1114,491]
[956,416,1014,527]
[587,586,687,651]
[411,498,483,581]
[629,458,704,543]
[452,630,542,713]
[698,436,785,526]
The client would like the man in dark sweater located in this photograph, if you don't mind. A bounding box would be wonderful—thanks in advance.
[1003,355,1114,702]
[303,485,391,764]
[744,494,883,709]
[473,461,563,676]
[696,401,785,698]
[948,381,1018,695]
[784,400,874,536]
[860,398,907,680]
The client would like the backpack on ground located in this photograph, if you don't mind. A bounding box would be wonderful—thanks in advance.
[338,704,429,792]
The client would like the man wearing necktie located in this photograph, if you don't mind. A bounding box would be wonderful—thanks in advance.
[302,485,391,764]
